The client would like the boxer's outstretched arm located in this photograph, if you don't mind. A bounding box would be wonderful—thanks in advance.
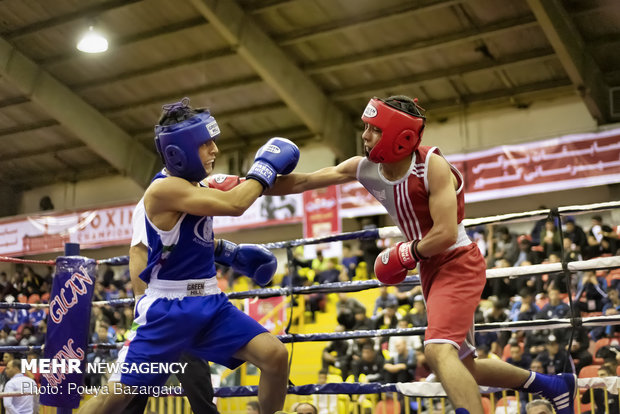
[266,156,361,195]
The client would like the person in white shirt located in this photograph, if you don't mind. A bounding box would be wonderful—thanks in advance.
[3,359,38,414]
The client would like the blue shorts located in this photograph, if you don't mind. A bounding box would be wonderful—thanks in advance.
[120,292,267,386]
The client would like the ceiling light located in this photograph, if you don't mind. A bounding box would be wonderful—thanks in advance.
[77,26,108,53]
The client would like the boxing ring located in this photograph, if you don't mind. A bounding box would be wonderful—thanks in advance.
[0,200,619,413]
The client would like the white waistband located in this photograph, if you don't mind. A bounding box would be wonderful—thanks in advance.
[447,222,472,251]
[145,277,220,300]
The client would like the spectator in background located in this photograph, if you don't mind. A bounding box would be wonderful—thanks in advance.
[483,299,511,350]
[536,335,571,375]
[372,303,400,348]
[341,244,360,280]
[529,359,545,374]
[562,237,582,263]
[358,217,381,277]
[409,295,428,328]
[3,359,38,414]
[575,270,607,313]
[603,287,620,337]
[526,399,554,414]
[321,325,351,379]
[506,340,531,370]
[541,219,562,258]
[246,400,260,414]
[537,288,570,320]
[383,338,416,382]
[589,215,613,244]
[510,288,540,321]
[568,327,593,376]
[351,343,384,383]
[491,226,519,266]
[352,308,373,331]
[563,218,587,252]
[580,365,619,414]
[388,319,423,356]
[514,235,539,268]
[373,286,398,315]
[530,207,551,246]
[524,329,550,362]
[294,402,318,414]
[336,293,366,330]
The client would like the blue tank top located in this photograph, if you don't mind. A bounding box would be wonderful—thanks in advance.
[139,172,216,283]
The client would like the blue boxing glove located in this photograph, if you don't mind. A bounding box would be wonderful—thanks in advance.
[214,239,277,287]
[247,137,300,189]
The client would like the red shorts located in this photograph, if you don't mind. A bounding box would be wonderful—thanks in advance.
[419,243,486,355]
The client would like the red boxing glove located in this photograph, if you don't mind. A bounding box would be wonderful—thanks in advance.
[206,174,245,191]
[374,241,418,285]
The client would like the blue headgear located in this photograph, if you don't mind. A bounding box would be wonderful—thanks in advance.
[154,99,220,182]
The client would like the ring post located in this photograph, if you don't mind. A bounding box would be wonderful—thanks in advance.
[40,243,96,413]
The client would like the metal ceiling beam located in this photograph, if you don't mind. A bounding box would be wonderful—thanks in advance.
[103,76,264,118]
[527,0,610,123]
[276,0,460,46]
[73,47,237,92]
[0,36,160,188]
[426,79,574,116]
[332,48,556,101]
[2,0,144,40]
[189,0,357,159]
[305,15,538,74]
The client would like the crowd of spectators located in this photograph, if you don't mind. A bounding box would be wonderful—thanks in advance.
[0,213,618,409]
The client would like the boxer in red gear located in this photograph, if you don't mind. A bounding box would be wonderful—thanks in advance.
[268,95,577,414]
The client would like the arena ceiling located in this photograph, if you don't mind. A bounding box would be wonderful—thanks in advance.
[0,0,618,210]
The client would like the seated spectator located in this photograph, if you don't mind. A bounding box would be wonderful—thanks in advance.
[524,329,550,361]
[526,399,554,414]
[387,319,422,356]
[568,327,593,376]
[603,287,620,337]
[537,287,570,319]
[341,244,360,280]
[246,400,260,414]
[541,219,562,258]
[536,334,571,375]
[563,217,587,252]
[335,293,366,330]
[350,343,384,383]
[506,340,531,370]
[394,284,420,312]
[414,347,432,381]
[315,259,340,285]
[529,358,544,374]
[409,295,427,328]
[575,270,607,313]
[352,308,373,331]
[383,338,416,383]
[491,226,519,266]
[580,365,619,414]
[514,235,540,268]
[483,298,510,349]
[373,303,400,348]
[589,215,614,244]
[562,236,582,263]
[373,286,398,315]
[510,288,540,321]
[294,402,318,414]
[321,326,352,380]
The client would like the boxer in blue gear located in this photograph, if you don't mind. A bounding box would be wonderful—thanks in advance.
[79,98,299,414]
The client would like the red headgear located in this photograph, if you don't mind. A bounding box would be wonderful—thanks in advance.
[361,97,426,163]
